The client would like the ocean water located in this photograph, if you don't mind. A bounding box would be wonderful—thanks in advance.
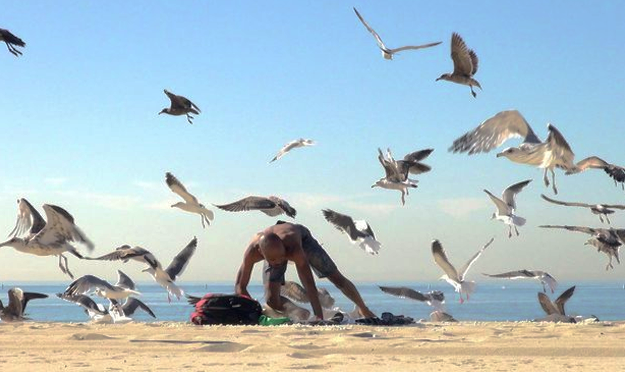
[2,281,624,323]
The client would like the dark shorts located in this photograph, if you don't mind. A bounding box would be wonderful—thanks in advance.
[263,223,338,284]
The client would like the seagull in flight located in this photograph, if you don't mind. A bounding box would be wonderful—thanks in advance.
[0,288,47,322]
[269,138,315,163]
[536,286,576,323]
[379,286,445,311]
[372,148,418,205]
[159,89,201,124]
[322,209,381,255]
[214,196,296,218]
[57,293,156,323]
[432,238,495,303]
[483,270,558,293]
[436,33,481,97]
[280,281,336,309]
[0,28,25,57]
[353,7,441,60]
[166,172,214,228]
[449,110,617,194]
[63,270,141,302]
[484,179,532,238]
[86,244,159,267]
[540,225,623,270]
[0,199,94,278]
[541,194,625,224]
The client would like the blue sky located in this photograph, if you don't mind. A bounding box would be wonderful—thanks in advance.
[1,1,624,284]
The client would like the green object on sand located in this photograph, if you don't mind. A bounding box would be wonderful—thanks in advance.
[258,314,292,326]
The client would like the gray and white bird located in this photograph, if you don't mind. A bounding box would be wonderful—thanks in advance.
[322,209,381,255]
[159,89,201,124]
[540,225,623,270]
[166,172,214,228]
[432,238,494,303]
[86,245,159,268]
[379,286,445,311]
[214,196,296,218]
[0,28,25,57]
[141,237,198,302]
[394,148,434,177]
[484,179,532,238]
[63,270,140,301]
[0,199,94,278]
[57,293,156,323]
[541,194,625,224]
[353,7,441,60]
[269,138,315,163]
[483,270,558,293]
[0,288,47,322]
[372,148,418,206]
[436,33,481,97]
[449,110,614,194]
[280,280,336,309]
[535,286,576,323]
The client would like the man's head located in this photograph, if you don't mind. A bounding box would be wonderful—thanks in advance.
[259,233,286,266]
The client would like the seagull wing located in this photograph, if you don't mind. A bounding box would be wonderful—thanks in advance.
[32,205,94,251]
[389,42,442,54]
[536,271,558,293]
[8,198,46,238]
[537,292,559,315]
[431,240,460,282]
[482,270,535,279]
[122,297,156,318]
[215,196,276,213]
[269,140,298,163]
[539,225,597,236]
[0,29,26,47]
[354,219,376,240]
[322,209,363,242]
[545,124,576,170]
[164,90,199,112]
[165,172,198,204]
[165,237,198,280]
[403,149,434,162]
[554,286,576,315]
[484,189,510,215]
[501,179,532,210]
[64,275,114,296]
[540,194,593,208]
[22,292,48,313]
[269,196,297,218]
[280,281,309,303]
[450,33,474,76]
[458,237,495,280]
[571,156,625,184]
[353,7,387,51]
[7,288,25,317]
[57,293,107,315]
[449,110,542,154]
[115,270,136,290]
[379,286,428,302]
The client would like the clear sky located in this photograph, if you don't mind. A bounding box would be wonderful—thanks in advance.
[1,1,624,285]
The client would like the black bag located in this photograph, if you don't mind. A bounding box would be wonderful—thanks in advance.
[189,293,263,325]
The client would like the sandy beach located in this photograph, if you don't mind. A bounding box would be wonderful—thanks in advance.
[1,321,624,371]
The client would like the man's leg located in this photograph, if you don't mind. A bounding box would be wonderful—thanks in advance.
[326,270,376,318]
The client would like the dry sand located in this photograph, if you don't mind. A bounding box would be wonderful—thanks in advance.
[1,321,624,371]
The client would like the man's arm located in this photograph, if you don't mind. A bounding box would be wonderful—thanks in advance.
[235,239,263,298]
[291,247,324,319]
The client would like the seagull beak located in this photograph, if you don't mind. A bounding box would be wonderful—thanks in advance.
[496,152,504,158]
[0,239,11,248]
[435,77,441,81]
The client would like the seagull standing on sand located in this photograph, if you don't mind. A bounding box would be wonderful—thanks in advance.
[214,196,296,218]
[372,148,418,205]
[353,7,441,60]
[166,172,214,228]
[322,209,382,255]
[483,270,558,293]
[449,110,617,194]
[535,286,576,323]
[540,225,623,270]
[432,238,495,303]
[63,270,141,302]
[0,288,47,322]
[1,28,25,57]
[436,33,481,97]
[269,139,315,163]
[0,199,94,278]
[484,179,532,238]
[159,89,201,124]
[541,194,625,224]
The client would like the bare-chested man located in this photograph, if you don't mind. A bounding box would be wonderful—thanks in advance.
[235,221,375,320]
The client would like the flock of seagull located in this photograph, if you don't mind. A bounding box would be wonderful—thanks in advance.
[1,7,624,324]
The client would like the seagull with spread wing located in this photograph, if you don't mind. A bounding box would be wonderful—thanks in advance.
[541,194,625,224]
[436,33,481,97]
[0,199,94,278]
[86,244,159,267]
[0,288,47,322]
[214,196,296,218]
[540,225,623,270]
[483,270,558,293]
[535,286,576,323]
[322,209,381,255]
[379,286,445,311]
[431,238,495,303]
[269,138,315,163]
[166,172,214,228]
[141,237,198,302]
[63,270,141,302]
[449,110,618,194]
[353,7,441,60]
[57,293,156,323]
[159,89,201,124]
[0,28,25,57]
[484,179,532,238]
[372,148,418,206]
